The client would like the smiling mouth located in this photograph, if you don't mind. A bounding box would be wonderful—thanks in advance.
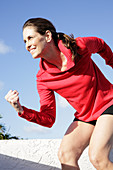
[30,49,35,54]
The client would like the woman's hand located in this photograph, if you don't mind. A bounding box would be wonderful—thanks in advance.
[5,90,23,114]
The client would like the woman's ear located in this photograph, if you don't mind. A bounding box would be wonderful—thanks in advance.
[45,30,52,42]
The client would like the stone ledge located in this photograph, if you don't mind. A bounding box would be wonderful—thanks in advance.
[0,139,113,170]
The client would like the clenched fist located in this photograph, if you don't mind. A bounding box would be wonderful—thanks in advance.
[5,90,23,114]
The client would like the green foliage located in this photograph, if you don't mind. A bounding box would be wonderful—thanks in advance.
[0,114,19,140]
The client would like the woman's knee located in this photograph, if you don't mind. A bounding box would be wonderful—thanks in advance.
[88,147,100,167]
[58,146,81,164]
[58,148,66,163]
[88,146,109,169]
[58,147,70,163]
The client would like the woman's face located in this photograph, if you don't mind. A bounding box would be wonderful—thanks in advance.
[23,26,48,59]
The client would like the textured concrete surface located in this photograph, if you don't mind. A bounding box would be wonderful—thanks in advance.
[0,139,113,170]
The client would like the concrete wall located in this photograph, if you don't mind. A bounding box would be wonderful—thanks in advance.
[0,139,113,170]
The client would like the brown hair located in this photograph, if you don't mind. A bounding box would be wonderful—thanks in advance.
[23,18,78,62]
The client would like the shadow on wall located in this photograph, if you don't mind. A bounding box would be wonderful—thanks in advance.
[0,154,61,170]
[0,148,113,170]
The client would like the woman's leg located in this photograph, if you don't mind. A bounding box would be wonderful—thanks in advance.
[89,114,113,170]
[58,120,94,170]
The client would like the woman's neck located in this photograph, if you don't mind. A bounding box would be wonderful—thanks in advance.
[42,43,67,71]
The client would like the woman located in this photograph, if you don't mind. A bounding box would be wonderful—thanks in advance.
[5,18,113,170]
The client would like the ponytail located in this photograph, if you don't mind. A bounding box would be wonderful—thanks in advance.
[56,32,78,62]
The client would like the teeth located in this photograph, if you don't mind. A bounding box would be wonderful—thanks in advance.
[30,49,35,53]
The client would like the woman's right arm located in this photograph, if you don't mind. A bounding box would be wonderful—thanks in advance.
[5,88,56,128]
[5,78,56,128]
[18,83,56,128]
[5,90,23,114]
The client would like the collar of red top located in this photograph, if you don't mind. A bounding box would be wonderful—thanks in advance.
[39,40,75,73]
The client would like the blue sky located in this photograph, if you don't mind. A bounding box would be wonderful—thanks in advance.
[0,0,113,139]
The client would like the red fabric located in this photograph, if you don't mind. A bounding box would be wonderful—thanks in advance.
[18,37,113,127]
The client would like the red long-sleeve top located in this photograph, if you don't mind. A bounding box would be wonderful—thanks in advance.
[19,37,113,128]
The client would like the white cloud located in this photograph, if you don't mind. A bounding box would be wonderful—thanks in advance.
[57,95,69,108]
[24,125,48,134]
[0,40,13,54]
[0,81,4,90]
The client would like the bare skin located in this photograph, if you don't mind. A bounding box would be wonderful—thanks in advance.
[5,26,113,170]
[58,121,94,170]
[5,90,23,114]
[89,114,113,170]
[58,115,113,170]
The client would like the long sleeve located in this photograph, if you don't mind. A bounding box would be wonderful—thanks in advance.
[18,81,56,128]
[78,37,113,68]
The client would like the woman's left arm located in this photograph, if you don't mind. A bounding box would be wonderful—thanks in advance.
[82,37,113,68]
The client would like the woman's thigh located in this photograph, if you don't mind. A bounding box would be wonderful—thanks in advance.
[89,114,113,159]
[58,120,94,162]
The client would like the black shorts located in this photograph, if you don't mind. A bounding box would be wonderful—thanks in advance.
[73,105,113,126]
